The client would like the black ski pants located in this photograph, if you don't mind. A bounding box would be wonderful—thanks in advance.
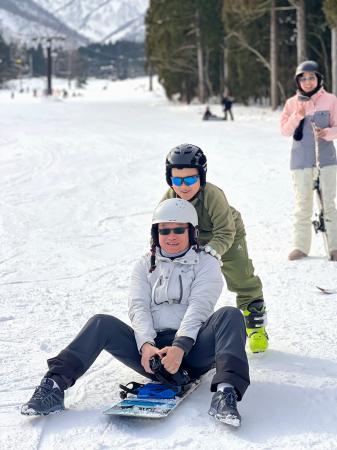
[46,306,250,400]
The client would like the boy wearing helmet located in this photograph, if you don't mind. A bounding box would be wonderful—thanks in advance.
[280,60,337,261]
[21,199,249,427]
[162,143,268,353]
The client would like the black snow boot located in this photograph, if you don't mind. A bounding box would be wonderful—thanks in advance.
[21,378,64,416]
[208,387,241,427]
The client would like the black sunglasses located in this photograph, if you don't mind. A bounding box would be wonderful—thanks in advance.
[158,227,188,235]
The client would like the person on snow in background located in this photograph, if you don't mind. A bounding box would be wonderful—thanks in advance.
[21,199,250,427]
[221,90,234,121]
[280,60,337,261]
[203,106,218,121]
[160,144,268,353]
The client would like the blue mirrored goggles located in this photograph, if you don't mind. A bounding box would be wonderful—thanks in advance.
[171,175,199,187]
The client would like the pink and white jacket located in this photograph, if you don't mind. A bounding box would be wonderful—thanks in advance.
[280,88,337,170]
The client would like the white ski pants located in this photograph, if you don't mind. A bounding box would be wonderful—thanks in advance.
[291,165,337,254]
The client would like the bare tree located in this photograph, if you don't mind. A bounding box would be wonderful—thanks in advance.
[323,0,337,95]
[222,0,295,107]
[195,9,205,102]
[270,0,278,109]
[226,29,286,103]
[332,28,337,95]
[289,0,307,63]
[223,37,229,91]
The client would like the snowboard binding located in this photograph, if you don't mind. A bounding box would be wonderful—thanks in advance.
[119,381,181,400]
[118,356,191,400]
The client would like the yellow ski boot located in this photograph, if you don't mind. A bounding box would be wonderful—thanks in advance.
[243,300,269,353]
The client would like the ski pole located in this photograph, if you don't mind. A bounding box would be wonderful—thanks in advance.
[310,121,329,253]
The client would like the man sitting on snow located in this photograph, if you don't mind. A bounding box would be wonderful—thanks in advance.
[21,199,250,427]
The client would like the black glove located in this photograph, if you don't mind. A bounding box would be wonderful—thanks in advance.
[149,355,190,386]
[293,118,305,141]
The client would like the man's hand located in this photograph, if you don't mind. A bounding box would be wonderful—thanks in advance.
[316,127,327,139]
[140,343,160,374]
[158,346,184,374]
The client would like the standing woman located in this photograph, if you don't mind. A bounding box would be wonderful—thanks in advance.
[280,60,337,261]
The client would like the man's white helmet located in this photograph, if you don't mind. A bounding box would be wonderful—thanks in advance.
[152,198,198,227]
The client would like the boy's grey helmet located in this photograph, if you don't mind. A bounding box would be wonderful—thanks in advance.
[152,198,198,227]
[165,143,207,186]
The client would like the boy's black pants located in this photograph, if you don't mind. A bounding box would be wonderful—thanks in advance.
[46,306,250,400]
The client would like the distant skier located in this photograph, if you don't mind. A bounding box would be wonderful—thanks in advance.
[280,60,337,261]
[21,199,249,427]
[221,90,234,121]
[161,144,268,353]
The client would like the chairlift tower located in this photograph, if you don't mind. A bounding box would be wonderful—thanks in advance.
[32,36,66,95]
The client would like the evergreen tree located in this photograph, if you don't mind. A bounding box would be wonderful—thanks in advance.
[198,0,224,97]
[33,44,45,76]
[146,0,224,102]
[27,44,46,77]
[145,0,332,105]
[222,0,271,104]
[0,34,11,84]
[78,41,145,79]
[146,0,197,102]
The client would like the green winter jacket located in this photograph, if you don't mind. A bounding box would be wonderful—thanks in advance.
[161,182,245,256]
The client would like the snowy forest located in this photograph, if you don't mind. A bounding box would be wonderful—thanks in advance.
[2,1,337,108]
[145,0,337,107]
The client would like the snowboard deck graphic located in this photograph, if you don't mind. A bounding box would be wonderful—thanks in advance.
[103,379,201,419]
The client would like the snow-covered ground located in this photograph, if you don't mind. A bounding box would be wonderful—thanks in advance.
[1,77,337,450]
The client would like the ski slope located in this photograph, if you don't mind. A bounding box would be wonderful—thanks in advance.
[1,77,337,450]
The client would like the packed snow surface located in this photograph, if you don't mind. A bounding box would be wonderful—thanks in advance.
[1,77,337,450]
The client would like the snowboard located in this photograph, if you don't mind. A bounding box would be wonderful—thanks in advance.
[103,379,201,419]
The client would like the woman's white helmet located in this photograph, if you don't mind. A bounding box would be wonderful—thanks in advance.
[152,198,198,227]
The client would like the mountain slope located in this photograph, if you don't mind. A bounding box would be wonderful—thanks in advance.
[0,0,89,46]
[0,0,149,45]
[36,0,149,42]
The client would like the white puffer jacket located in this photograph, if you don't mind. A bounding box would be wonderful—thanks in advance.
[128,247,224,351]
